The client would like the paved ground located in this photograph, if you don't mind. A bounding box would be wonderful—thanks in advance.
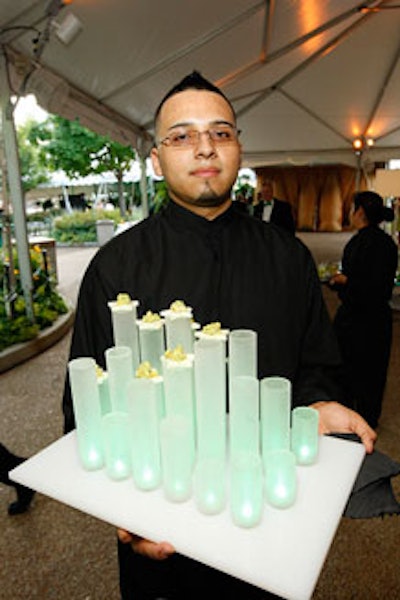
[0,233,399,600]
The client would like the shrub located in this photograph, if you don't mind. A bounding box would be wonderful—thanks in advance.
[0,246,68,352]
[52,209,123,244]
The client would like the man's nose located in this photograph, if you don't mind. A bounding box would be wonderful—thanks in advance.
[194,131,217,157]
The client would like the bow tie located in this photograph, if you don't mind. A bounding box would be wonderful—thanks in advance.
[264,200,272,206]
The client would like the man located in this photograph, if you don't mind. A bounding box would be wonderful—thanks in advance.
[253,177,295,233]
[63,71,375,599]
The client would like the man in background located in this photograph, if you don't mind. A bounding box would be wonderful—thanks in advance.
[253,177,295,233]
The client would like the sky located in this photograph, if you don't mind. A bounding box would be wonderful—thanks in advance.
[13,94,48,126]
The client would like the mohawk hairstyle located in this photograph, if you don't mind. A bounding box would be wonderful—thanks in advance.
[154,70,235,126]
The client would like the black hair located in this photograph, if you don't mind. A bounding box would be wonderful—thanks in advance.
[354,190,394,225]
[154,70,235,127]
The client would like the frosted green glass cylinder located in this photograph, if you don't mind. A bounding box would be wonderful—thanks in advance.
[229,375,260,457]
[102,411,131,480]
[97,371,111,416]
[68,357,104,470]
[264,449,297,509]
[105,346,134,413]
[163,314,194,353]
[260,376,291,469]
[194,338,226,461]
[127,378,162,491]
[230,452,263,528]
[160,415,193,502]
[291,406,319,465]
[228,329,257,396]
[138,322,165,373]
[193,458,226,515]
[161,355,196,463]
[154,377,166,420]
[109,301,140,370]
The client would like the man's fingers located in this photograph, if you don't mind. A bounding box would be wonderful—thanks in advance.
[133,538,175,560]
[117,528,134,544]
[117,529,175,561]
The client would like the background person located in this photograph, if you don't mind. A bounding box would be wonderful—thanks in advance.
[0,442,35,515]
[329,191,398,428]
[63,71,375,600]
[253,177,295,233]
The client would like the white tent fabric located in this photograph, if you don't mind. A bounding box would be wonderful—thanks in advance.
[2,0,400,169]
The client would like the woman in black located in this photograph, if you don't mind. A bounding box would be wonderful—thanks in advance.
[330,191,398,428]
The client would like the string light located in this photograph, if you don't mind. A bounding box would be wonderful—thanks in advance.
[352,136,375,153]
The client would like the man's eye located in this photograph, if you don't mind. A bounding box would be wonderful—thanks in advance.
[171,132,191,144]
[212,128,233,140]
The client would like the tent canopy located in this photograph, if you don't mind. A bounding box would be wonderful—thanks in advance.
[2,0,400,169]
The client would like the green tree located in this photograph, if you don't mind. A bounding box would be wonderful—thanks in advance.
[16,119,49,193]
[28,116,136,216]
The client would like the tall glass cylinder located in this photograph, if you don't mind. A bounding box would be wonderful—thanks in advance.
[68,357,104,470]
[194,338,226,461]
[127,378,161,490]
[161,354,196,463]
[163,313,195,354]
[228,329,257,396]
[138,320,165,373]
[260,376,291,469]
[97,369,111,416]
[105,346,134,413]
[102,411,131,480]
[108,299,140,370]
[229,375,259,457]
[291,406,319,465]
[160,415,193,502]
[154,376,166,420]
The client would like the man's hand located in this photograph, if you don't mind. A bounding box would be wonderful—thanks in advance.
[329,273,347,286]
[117,529,175,560]
[311,401,377,454]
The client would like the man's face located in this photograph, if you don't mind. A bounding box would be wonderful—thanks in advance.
[260,180,273,202]
[151,90,241,214]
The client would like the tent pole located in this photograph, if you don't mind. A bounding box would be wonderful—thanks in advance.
[0,49,34,322]
[355,152,363,192]
[139,155,148,218]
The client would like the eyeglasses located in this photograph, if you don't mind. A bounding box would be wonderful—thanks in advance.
[158,125,241,148]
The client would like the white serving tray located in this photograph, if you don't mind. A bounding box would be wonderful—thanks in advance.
[10,432,364,600]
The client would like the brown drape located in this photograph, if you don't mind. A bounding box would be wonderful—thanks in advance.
[255,165,367,231]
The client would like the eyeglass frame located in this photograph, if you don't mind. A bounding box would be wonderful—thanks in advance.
[156,123,241,148]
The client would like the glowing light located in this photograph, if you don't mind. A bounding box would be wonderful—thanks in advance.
[299,0,324,54]
[352,138,364,151]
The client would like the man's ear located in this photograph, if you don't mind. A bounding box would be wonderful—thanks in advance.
[151,147,163,177]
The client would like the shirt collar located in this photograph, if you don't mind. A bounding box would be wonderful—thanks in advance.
[165,198,235,233]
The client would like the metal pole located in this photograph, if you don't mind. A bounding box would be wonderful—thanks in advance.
[355,152,363,192]
[139,154,148,218]
[0,49,34,321]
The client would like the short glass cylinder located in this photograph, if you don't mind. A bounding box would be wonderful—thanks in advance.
[102,411,131,480]
[160,415,193,502]
[230,452,263,528]
[291,406,319,465]
[264,449,297,509]
[193,458,226,515]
